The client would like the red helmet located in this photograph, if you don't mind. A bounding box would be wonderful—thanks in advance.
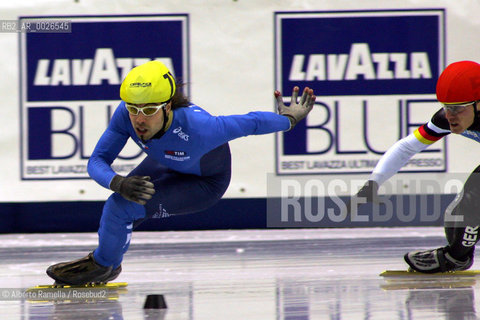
[436,61,480,104]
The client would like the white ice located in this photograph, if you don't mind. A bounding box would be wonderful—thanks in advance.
[0,227,477,320]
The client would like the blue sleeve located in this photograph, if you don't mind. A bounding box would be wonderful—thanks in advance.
[87,106,130,189]
[202,111,290,148]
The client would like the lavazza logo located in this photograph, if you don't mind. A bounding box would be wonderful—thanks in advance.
[19,15,189,180]
[275,9,446,176]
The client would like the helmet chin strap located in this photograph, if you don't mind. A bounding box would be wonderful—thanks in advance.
[152,107,169,139]
[160,107,168,133]
[469,101,480,129]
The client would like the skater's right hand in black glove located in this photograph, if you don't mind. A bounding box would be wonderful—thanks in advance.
[110,175,155,205]
[355,180,379,203]
[346,180,379,215]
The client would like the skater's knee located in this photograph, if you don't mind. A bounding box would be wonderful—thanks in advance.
[103,193,147,222]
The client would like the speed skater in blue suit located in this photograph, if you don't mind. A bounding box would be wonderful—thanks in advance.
[46,60,316,285]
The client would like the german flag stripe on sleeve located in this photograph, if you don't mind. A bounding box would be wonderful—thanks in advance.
[413,124,445,145]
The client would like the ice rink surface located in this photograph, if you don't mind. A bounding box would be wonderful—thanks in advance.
[0,227,478,320]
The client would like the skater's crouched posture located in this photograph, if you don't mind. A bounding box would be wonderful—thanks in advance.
[354,61,480,273]
[46,60,316,285]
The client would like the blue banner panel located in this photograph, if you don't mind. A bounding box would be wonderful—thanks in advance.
[275,10,446,175]
[276,10,444,96]
[24,17,186,101]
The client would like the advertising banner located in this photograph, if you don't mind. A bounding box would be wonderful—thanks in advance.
[275,9,446,175]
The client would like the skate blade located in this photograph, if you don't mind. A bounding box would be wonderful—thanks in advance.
[24,282,128,302]
[380,270,480,277]
[380,278,476,290]
[380,270,478,290]
[29,282,128,289]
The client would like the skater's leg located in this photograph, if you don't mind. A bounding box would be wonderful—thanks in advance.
[47,146,231,284]
[94,193,146,268]
[443,165,480,260]
[94,149,229,267]
[94,147,230,267]
[47,190,145,284]
[405,165,480,272]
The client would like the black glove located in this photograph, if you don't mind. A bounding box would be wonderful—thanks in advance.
[356,180,379,203]
[275,86,315,130]
[346,180,379,215]
[110,175,155,205]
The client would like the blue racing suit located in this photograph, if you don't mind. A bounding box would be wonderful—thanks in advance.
[88,102,290,268]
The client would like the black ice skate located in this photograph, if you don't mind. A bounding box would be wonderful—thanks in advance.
[404,247,474,273]
[46,252,115,285]
[105,265,122,282]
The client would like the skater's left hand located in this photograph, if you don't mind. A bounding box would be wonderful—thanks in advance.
[110,175,155,205]
[275,86,316,130]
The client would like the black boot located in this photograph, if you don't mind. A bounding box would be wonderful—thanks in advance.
[46,252,113,285]
[404,246,474,273]
[105,265,122,282]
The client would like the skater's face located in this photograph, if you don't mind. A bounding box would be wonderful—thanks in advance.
[443,101,477,134]
[127,102,172,141]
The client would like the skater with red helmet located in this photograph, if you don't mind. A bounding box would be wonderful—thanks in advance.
[354,61,480,273]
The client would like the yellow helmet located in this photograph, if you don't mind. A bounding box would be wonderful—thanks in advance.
[120,60,176,104]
